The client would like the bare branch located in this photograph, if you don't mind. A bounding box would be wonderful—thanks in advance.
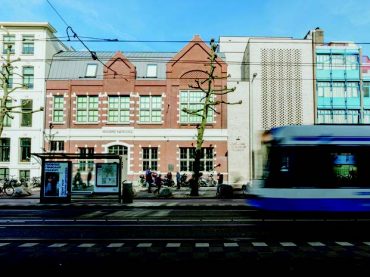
[222,100,242,105]
[208,105,220,115]
[211,87,236,95]
[8,85,27,93]
[5,113,14,120]
[9,107,43,114]
[182,107,203,116]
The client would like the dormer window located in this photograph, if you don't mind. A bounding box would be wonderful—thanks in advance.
[85,64,97,78]
[146,64,157,78]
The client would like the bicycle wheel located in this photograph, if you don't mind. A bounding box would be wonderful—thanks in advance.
[4,185,14,196]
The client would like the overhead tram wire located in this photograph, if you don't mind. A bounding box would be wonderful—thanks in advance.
[46,0,118,76]
[46,0,69,27]
[9,35,370,46]
[10,56,370,69]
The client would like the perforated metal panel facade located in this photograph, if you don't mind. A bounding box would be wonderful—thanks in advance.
[260,48,304,130]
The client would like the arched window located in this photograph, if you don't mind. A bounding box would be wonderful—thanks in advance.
[108,145,127,155]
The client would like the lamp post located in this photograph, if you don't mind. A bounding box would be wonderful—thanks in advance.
[249,73,257,181]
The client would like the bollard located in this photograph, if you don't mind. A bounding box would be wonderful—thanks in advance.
[121,182,133,203]
[217,184,233,199]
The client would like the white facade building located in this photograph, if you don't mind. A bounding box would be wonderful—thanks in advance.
[219,35,315,185]
[0,22,68,180]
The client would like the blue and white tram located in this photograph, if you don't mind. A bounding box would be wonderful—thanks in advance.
[246,125,370,212]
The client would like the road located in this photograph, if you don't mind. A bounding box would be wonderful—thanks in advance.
[1,207,370,274]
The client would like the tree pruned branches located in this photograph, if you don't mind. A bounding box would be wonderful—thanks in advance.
[184,38,242,196]
[0,44,44,137]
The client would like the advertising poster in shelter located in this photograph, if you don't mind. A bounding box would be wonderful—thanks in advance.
[95,163,119,193]
[43,161,70,198]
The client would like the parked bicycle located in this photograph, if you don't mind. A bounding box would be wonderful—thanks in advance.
[0,178,15,196]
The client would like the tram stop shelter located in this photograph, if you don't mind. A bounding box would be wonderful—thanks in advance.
[32,153,124,204]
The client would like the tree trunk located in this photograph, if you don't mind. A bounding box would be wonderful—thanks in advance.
[190,149,202,196]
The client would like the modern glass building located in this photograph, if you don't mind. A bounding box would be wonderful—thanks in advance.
[315,42,362,124]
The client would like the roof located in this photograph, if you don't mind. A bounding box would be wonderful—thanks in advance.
[48,51,177,80]
[0,22,57,33]
[47,50,226,80]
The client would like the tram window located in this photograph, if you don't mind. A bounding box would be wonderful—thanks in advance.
[332,153,358,187]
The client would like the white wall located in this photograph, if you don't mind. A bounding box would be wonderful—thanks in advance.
[219,36,315,185]
[219,37,251,186]
[0,24,67,179]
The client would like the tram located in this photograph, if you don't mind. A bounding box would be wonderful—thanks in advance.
[246,125,370,212]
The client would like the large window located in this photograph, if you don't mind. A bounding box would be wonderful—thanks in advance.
[316,54,330,70]
[2,66,13,88]
[0,168,9,180]
[19,170,30,181]
[4,100,12,127]
[265,146,370,188]
[317,82,330,97]
[332,82,345,97]
[179,147,214,172]
[346,55,359,70]
[180,90,214,123]
[21,100,32,127]
[50,141,64,152]
[317,82,359,98]
[346,82,359,97]
[108,96,130,123]
[142,147,158,171]
[23,66,34,89]
[108,145,127,155]
[332,55,345,70]
[363,110,370,123]
[53,96,64,123]
[22,35,34,55]
[317,110,360,124]
[139,96,161,123]
[76,96,99,123]
[0,138,10,162]
[3,35,15,54]
[20,138,31,162]
[363,82,370,98]
[78,147,94,172]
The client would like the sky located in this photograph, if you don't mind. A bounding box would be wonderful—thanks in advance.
[1,0,370,54]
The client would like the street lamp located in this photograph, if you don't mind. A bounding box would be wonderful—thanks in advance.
[249,73,257,181]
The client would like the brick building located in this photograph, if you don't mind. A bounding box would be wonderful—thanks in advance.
[45,36,229,187]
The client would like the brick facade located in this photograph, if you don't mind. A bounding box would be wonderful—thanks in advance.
[45,36,229,184]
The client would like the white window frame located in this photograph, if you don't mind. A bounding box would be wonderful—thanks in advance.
[179,90,214,123]
[139,95,162,123]
[50,141,64,152]
[76,96,99,123]
[108,96,130,123]
[85,64,98,78]
[179,147,214,172]
[3,34,15,54]
[142,147,158,171]
[146,64,157,78]
[22,35,34,55]
[53,96,64,123]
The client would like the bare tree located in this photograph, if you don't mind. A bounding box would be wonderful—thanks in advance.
[182,38,241,196]
[0,42,43,138]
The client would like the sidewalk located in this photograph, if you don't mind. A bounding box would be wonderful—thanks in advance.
[0,186,248,209]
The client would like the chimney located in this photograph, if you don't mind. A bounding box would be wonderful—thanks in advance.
[313,27,324,45]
